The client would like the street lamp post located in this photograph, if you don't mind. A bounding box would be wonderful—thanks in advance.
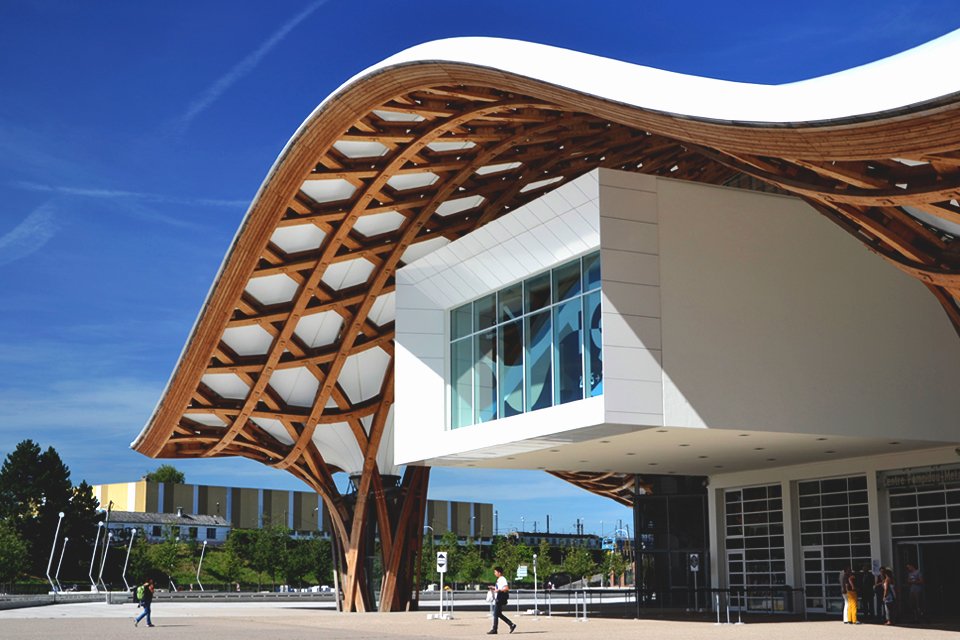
[55,537,69,592]
[46,511,65,593]
[89,521,104,592]
[196,540,208,591]
[122,528,137,591]
[98,532,113,592]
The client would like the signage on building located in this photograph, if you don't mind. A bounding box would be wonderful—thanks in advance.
[436,551,447,574]
[882,466,960,489]
[689,553,700,573]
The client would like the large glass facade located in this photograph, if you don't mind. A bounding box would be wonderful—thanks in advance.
[449,251,602,429]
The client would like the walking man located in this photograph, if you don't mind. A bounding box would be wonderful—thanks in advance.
[134,578,155,627]
[488,567,516,635]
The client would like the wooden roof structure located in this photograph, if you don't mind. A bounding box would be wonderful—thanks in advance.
[132,34,960,610]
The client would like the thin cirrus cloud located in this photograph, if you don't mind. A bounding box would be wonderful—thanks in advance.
[13,181,247,209]
[0,201,59,267]
[172,0,330,136]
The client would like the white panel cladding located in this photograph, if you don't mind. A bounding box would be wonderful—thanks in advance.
[656,178,960,441]
[598,169,664,427]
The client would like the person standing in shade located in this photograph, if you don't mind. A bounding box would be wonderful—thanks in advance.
[843,567,860,624]
[905,563,924,623]
[134,578,155,628]
[488,567,516,635]
[881,567,897,626]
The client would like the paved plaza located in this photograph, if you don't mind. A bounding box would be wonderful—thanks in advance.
[0,601,956,640]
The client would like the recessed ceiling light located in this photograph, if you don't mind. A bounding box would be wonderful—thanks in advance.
[537,466,546,470]
[698,455,708,459]
[466,464,475,467]
[714,465,724,469]
[888,442,900,445]
[626,452,636,456]
[579,460,588,463]
[600,440,611,444]
[766,458,777,462]
[507,457,515,460]
[648,463,658,466]
[825,450,836,454]
[754,447,765,451]
[738,434,750,437]
[656,429,668,433]
[668,471,676,474]
[679,444,690,447]
[550,449,559,453]
[816,437,828,441]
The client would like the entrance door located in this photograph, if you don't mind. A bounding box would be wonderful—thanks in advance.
[802,547,826,612]
[894,540,960,619]
[727,550,744,609]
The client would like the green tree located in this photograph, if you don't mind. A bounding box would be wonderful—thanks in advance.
[143,465,185,484]
[249,524,287,590]
[0,440,78,575]
[492,535,532,583]
[437,530,459,585]
[0,518,28,585]
[149,530,188,589]
[602,550,628,587]
[61,481,103,581]
[534,538,556,582]
[282,538,318,588]
[562,546,597,584]
[455,537,484,587]
[218,533,247,587]
[419,530,436,587]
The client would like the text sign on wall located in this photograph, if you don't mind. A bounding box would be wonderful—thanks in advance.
[882,467,960,489]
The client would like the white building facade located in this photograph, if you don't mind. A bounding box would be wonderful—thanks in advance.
[394,168,960,614]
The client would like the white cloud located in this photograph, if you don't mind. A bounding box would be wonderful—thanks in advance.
[13,181,247,208]
[174,0,330,134]
[0,201,59,266]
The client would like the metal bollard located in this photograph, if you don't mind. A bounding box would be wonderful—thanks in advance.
[715,593,721,624]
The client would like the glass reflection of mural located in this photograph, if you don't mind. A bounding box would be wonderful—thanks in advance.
[449,251,602,428]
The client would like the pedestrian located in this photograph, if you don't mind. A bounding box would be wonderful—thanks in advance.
[488,567,516,635]
[858,565,874,618]
[842,567,860,624]
[881,567,897,626]
[134,578,155,628]
[905,563,924,623]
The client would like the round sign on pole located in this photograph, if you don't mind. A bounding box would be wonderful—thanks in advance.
[436,551,448,574]
[689,553,700,573]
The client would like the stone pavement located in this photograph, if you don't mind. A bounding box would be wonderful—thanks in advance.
[0,601,955,640]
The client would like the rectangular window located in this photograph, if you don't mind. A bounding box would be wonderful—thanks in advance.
[152,526,161,537]
[206,528,217,540]
[450,251,600,427]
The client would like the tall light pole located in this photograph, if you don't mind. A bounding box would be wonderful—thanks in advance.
[55,537,69,592]
[89,521,104,592]
[122,528,137,591]
[196,540,208,591]
[46,511,65,593]
[98,532,113,592]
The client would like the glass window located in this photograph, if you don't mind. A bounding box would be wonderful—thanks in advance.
[582,252,601,291]
[553,300,582,404]
[206,528,216,540]
[524,273,550,313]
[450,251,601,428]
[525,311,552,412]
[498,320,524,418]
[450,339,473,428]
[583,290,603,397]
[474,330,497,423]
[552,259,581,303]
[499,283,522,323]
[451,303,472,340]
[474,294,496,331]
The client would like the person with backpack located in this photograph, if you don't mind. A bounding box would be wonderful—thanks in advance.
[487,567,516,635]
[134,578,155,627]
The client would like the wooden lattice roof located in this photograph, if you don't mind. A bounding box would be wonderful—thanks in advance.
[133,34,960,502]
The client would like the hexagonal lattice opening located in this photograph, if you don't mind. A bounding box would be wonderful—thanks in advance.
[320,257,375,291]
[270,224,326,254]
[245,273,299,306]
[222,324,274,356]
[294,310,344,348]
[435,195,485,217]
[300,178,356,204]
[427,140,476,152]
[352,210,406,238]
[372,109,424,122]
[201,373,250,400]
[333,140,388,158]
[386,172,438,191]
[367,292,395,328]
[268,366,319,407]
[476,161,522,175]
[250,417,295,446]
[340,347,391,404]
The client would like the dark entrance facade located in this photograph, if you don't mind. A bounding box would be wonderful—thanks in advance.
[632,475,709,610]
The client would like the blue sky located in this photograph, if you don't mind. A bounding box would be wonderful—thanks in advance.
[1,1,957,536]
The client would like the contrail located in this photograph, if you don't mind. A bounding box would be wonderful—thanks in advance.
[0,202,59,267]
[13,181,246,208]
[175,0,330,134]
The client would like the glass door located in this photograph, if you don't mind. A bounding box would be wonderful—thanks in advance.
[802,547,825,612]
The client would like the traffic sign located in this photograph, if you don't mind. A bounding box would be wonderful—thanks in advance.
[516,565,528,578]
[689,553,700,573]
[437,551,448,574]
